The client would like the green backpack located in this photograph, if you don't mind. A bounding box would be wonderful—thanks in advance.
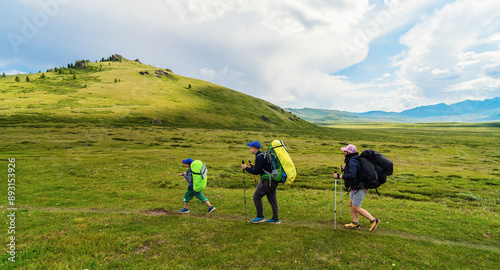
[191,160,207,192]
[261,140,296,185]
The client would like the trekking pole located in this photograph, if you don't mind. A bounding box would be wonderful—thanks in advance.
[334,171,337,230]
[340,165,344,221]
[340,170,343,221]
[242,160,247,223]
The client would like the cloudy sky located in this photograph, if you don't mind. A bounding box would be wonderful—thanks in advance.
[1,0,499,112]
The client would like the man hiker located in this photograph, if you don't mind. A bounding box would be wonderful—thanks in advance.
[334,144,380,232]
[178,158,215,213]
[241,141,280,224]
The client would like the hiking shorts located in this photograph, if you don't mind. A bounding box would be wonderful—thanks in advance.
[183,188,208,203]
[350,188,368,207]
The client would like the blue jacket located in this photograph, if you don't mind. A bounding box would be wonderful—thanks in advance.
[245,151,272,177]
[343,155,363,189]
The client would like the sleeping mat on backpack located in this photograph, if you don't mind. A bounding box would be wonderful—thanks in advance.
[271,140,296,185]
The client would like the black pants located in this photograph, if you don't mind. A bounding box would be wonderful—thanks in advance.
[253,179,279,220]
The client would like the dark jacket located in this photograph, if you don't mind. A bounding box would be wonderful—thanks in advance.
[245,151,272,177]
[343,154,364,190]
[183,168,194,190]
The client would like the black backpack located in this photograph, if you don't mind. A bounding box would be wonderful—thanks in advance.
[358,149,393,192]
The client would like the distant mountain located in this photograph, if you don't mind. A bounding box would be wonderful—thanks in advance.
[286,97,500,124]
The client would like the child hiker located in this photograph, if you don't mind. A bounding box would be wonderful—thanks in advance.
[178,158,215,213]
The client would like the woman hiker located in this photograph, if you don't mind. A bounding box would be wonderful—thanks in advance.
[334,144,380,232]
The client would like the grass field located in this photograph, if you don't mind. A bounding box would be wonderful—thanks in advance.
[1,120,499,269]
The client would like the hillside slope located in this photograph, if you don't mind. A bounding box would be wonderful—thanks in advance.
[0,56,316,130]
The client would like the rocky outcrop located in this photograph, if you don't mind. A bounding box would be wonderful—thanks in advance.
[155,70,170,77]
[111,54,123,62]
[139,69,173,78]
[75,61,86,68]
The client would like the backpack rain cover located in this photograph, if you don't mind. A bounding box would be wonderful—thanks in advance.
[191,160,207,192]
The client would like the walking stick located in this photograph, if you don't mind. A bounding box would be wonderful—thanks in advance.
[340,169,343,221]
[334,171,337,230]
[242,160,247,223]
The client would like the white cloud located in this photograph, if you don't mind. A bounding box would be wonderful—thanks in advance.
[0,70,25,76]
[394,0,500,105]
[2,0,499,112]
[200,66,245,81]
[447,76,500,92]
[431,68,450,75]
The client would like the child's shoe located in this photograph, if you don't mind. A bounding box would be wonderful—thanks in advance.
[207,206,216,213]
[178,208,190,213]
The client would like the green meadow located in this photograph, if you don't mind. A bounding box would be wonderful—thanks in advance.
[1,122,499,269]
[0,58,499,269]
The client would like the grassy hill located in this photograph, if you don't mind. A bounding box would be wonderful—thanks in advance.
[0,56,315,130]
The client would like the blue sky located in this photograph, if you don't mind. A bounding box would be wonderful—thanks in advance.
[1,0,499,112]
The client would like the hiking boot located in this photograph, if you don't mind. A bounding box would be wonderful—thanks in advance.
[344,222,360,229]
[178,208,190,213]
[266,219,281,224]
[207,206,215,213]
[369,219,380,232]
[251,217,266,223]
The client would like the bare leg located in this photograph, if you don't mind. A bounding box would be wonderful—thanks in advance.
[352,205,374,222]
[349,199,359,223]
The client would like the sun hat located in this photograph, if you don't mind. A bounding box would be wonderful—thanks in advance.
[341,144,357,154]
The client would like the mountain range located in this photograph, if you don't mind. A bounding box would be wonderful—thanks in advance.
[286,97,500,124]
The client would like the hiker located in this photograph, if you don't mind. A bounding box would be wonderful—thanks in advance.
[241,141,280,224]
[178,158,215,214]
[334,144,380,232]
